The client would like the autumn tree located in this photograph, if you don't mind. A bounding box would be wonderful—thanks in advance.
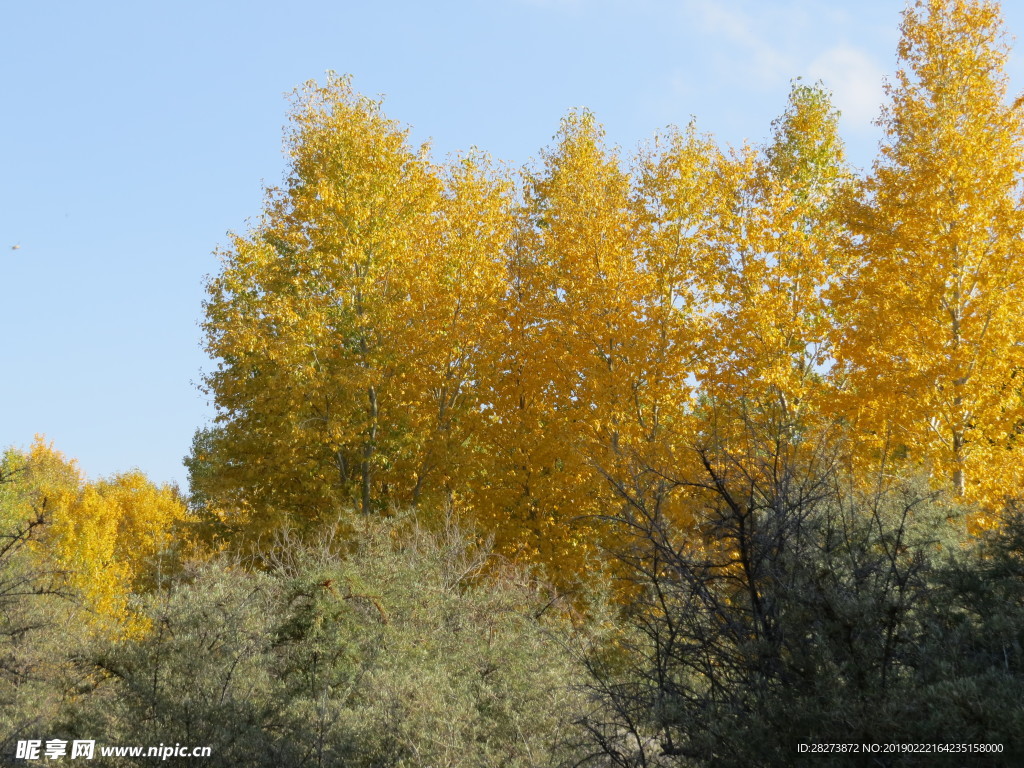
[705,83,848,420]
[393,153,514,508]
[836,0,1024,504]
[472,111,641,569]
[1,439,188,625]
[200,75,438,527]
[590,87,850,552]
[199,75,513,537]
[474,114,724,571]
[606,121,732,532]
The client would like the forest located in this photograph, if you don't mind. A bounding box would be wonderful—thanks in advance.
[4,0,1024,764]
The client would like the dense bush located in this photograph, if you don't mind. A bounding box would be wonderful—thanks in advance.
[49,515,591,767]
[578,428,1024,767]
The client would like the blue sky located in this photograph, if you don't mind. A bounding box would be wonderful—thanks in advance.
[3,0,1022,489]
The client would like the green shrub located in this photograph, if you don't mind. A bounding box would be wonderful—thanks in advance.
[63,514,591,767]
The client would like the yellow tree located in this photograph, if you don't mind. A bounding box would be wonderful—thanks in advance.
[199,75,513,537]
[474,111,634,568]
[3,438,188,626]
[624,122,732,527]
[389,153,515,508]
[701,83,850,468]
[836,0,1024,503]
[475,113,722,576]
[201,75,438,528]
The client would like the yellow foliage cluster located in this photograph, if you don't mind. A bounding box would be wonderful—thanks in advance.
[194,0,1024,579]
[836,0,1024,511]
[1,438,189,628]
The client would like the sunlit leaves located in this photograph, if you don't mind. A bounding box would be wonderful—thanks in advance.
[201,75,514,540]
[2,438,188,627]
[836,0,1024,507]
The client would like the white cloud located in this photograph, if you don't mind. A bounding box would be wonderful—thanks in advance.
[678,2,887,132]
[808,44,886,131]
[683,0,796,87]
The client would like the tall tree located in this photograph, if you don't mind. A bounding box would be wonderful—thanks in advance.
[475,111,636,569]
[699,83,850,482]
[201,75,439,527]
[836,0,1024,504]
[476,114,726,576]
[394,153,514,509]
[200,76,514,535]
[619,122,731,530]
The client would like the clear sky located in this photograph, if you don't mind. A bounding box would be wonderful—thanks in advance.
[3,0,1023,490]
